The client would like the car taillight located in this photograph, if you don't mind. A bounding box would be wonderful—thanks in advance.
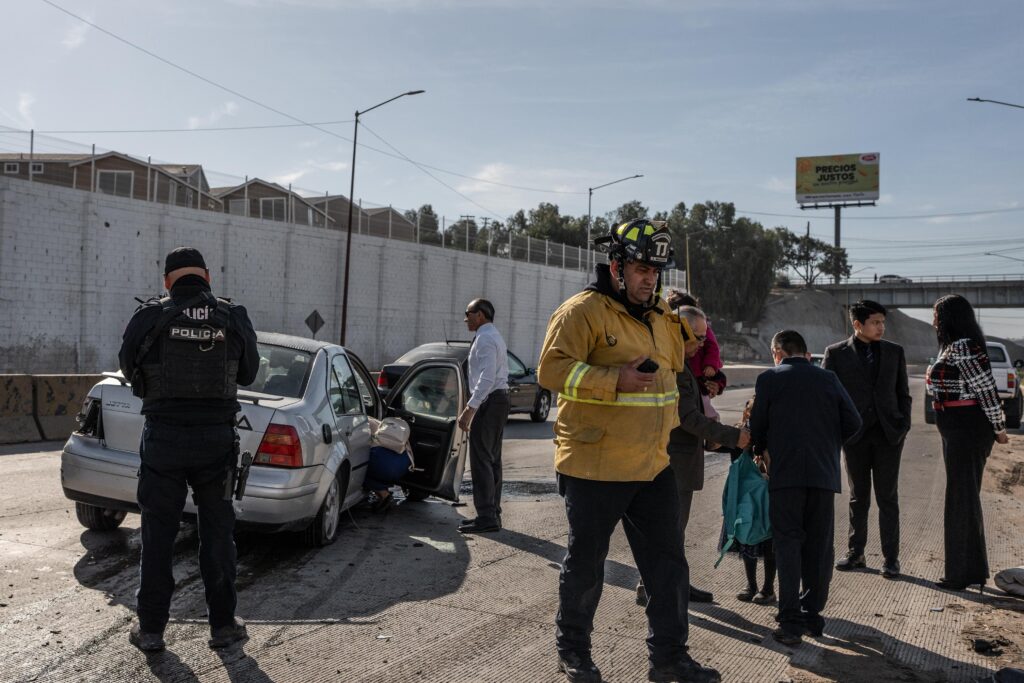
[376,373,388,390]
[1009,372,1016,390]
[255,424,303,467]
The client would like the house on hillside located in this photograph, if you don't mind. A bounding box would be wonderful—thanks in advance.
[0,152,222,210]
[364,206,416,240]
[306,194,369,232]
[212,178,332,227]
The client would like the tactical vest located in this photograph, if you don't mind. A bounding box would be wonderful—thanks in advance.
[138,295,239,400]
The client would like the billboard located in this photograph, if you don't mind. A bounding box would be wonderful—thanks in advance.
[796,153,879,204]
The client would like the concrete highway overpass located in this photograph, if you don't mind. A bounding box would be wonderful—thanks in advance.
[820,275,1024,308]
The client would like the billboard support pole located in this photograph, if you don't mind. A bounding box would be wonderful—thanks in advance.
[834,205,841,285]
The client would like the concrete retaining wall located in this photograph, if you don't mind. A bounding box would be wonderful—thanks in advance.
[0,177,592,375]
[0,374,103,444]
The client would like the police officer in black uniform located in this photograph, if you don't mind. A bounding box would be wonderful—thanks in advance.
[119,247,259,652]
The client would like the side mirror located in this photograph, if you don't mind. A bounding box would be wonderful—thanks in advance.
[1014,359,1024,370]
[526,367,536,376]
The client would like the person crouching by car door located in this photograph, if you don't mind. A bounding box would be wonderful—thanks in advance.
[457,298,510,534]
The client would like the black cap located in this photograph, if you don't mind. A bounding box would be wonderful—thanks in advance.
[164,247,207,275]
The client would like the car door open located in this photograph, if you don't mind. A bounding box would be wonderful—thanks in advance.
[384,359,467,501]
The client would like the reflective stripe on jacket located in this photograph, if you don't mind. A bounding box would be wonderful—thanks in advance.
[538,289,685,481]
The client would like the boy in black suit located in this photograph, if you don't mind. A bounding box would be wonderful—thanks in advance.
[749,330,861,645]
[824,300,912,579]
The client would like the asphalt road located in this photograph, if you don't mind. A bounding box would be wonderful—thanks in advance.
[1,377,1022,682]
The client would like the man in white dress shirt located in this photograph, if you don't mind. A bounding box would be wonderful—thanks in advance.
[458,298,510,534]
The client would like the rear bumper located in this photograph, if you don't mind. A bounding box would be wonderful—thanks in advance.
[61,434,323,529]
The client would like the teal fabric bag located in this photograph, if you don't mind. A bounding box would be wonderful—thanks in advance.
[715,451,771,567]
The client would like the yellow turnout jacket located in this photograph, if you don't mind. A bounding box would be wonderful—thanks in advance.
[538,287,686,481]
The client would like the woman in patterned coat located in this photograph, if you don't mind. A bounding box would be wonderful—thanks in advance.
[927,294,1009,591]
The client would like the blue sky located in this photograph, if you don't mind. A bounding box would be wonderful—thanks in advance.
[3,0,1023,336]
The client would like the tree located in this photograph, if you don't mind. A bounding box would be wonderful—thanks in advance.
[612,200,648,224]
[779,231,850,286]
[404,204,440,245]
[682,202,783,322]
[445,217,478,251]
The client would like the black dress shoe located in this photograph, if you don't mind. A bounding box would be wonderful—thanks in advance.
[882,559,901,579]
[772,628,803,646]
[835,551,866,571]
[934,578,970,591]
[458,518,500,534]
[558,651,602,683]
[689,585,714,603]
[648,653,721,682]
[209,617,248,649]
[802,615,824,637]
[129,623,165,652]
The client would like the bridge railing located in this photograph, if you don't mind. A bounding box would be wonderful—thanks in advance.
[828,274,1024,285]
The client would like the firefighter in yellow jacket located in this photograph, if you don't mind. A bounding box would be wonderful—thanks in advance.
[539,219,720,683]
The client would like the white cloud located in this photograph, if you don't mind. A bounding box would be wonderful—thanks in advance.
[314,161,348,172]
[62,21,91,50]
[759,176,789,194]
[270,170,308,186]
[449,162,594,217]
[186,101,239,129]
[17,93,35,127]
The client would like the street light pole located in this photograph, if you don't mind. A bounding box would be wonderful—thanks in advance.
[968,97,1024,110]
[586,174,643,274]
[340,89,425,346]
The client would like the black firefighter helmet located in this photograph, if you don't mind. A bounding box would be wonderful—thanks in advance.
[595,219,676,270]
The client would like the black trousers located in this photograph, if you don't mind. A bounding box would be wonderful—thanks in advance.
[770,487,835,635]
[556,468,689,666]
[937,407,994,585]
[137,419,238,634]
[844,424,904,560]
[468,390,509,523]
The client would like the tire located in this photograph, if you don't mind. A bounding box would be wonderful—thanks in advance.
[403,487,430,502]
[75,502,127,531]
[303,469,346,547]
[530,391,551,423]
[924,401,935,425]
[1005,392,1022,430]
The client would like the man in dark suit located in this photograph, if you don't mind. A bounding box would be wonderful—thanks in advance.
[749,330,861,646]
[824,300,911,579]
[636,305,750,607]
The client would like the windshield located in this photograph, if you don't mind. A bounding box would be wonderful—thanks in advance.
[987,344,1007,364]
[242,343,314,398]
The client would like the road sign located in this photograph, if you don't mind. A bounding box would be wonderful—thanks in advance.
[305,310,325,338]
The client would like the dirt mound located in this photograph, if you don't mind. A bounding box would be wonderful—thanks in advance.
[752,289,941,362]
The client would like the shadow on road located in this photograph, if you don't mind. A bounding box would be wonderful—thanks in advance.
[70,498,473,649]
[785,617,993,682]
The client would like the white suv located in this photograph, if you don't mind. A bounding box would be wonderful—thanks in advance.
[924,341,1022,429]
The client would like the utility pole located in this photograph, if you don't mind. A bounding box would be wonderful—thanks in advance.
[460,215,475,252]
[481,217,491,256]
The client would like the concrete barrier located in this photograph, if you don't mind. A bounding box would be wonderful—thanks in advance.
[0,375,43,444]
[723,364,770,388]
[33,374,104,441]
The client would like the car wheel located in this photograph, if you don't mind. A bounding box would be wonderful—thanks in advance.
[530,391,551,423]
[75,502,127,531]
[1006,391,1022,430]
[303,469,346,547]
[924,401,935,425]
[403,487,430,502]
